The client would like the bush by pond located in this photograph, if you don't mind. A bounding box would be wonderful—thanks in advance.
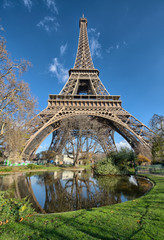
[0,191,34,223]
[94,157,125,175]
[94,148,135,175]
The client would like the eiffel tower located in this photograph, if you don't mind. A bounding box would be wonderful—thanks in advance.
[23,16,153,159]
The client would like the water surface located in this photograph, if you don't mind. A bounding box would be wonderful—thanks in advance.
[0,170,152,213]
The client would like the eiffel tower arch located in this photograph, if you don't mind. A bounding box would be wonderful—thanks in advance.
[23,16,153,160]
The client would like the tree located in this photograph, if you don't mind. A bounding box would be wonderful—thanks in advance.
[149,114,164,164]
[0,34,38,161]
[110,147,136,170]
[40,150,56,161]
[136,154,151,166]
[53,116,109,166]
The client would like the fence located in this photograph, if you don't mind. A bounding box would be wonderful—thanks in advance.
[136,164,164,175]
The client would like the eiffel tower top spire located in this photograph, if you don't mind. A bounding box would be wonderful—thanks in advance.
[74,16,94,69]
[59,16,109,96]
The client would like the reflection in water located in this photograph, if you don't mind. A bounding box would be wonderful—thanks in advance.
[0,171,152,213]
[129,175,138,186]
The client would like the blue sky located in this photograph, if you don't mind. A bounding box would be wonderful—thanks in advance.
[1,0,164,151]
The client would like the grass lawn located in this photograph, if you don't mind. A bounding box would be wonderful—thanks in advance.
[0,164,89,174]
[0,175,164,240]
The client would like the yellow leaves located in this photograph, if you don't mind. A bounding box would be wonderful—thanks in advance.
[19,218,23,222]
[19,204,27,212]
[0,219,9,225]
[137,220,141,224]
[137,154,151,165]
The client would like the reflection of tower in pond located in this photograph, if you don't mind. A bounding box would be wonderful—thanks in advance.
[129,175,138,186]
[0,175,15,190]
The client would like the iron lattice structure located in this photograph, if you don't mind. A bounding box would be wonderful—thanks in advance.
[23,16,153,159]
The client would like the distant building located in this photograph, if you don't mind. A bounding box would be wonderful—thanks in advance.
[54,154,74,165]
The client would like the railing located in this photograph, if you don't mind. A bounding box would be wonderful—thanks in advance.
[49,94,121,101]
[136,164,164,175]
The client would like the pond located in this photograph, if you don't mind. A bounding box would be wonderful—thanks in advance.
[0,170,153,213]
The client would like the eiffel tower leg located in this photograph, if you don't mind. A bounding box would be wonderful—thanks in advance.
[49,129,70,153]
[109,109,153,159]
[22,123,60,160]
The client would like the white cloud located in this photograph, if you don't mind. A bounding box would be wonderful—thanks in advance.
[60,43,67,56]
[22,0,32,11]
[88,28,102,59]
[116,44,119,49]
[106,41,127,54]
[37,16,59,32]
[90,37,101,58]
[116,140,131,151]
[0,25,4,31]
[88,28,96,33]
[49,58,68,83]
[38,144,48,150]
[36,144,48,153]
[106,46,114,54]
[44,0,58,14]
[3,0,13,8]
[123,41,127,46]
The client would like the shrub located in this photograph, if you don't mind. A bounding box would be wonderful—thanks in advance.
[0,191,34,222]
[94,157,123,175]
[110,148,136,170]
[136,154,151,166]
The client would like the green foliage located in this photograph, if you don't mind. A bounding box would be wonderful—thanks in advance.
[151,136,164,164]
[111,148,136,170]
[95,148,136,176]
[94,157,122,175]
[149,114,164,164]
[0,191,34,222]
[0,165,60,173]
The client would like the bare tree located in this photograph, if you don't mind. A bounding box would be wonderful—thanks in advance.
[50,116,115,166]
[0,34,38,161]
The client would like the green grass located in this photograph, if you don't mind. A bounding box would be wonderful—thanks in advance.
[0,175,164,240]
[0,165,60,173]
[0,164,90,173]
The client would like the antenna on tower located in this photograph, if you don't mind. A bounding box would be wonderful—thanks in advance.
[82,13,84,18]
